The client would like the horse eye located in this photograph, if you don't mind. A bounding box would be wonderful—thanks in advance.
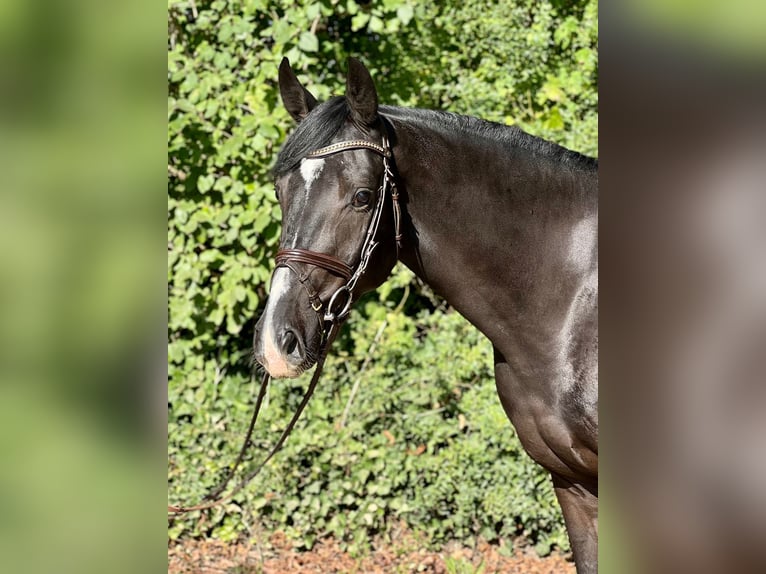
[352,188,372,207]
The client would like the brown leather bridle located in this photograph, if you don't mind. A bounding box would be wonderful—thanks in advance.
[168,123,402,517]
[275,126,402,326]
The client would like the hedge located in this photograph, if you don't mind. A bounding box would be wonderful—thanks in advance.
[168,0,597,554]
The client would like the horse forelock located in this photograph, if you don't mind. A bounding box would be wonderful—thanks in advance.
[273,97,349,178]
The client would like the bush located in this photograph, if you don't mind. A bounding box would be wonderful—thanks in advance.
[168,0,596,553]
[169,297,568,553]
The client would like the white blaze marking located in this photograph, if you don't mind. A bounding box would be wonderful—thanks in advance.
[300,158,325,194]
[261,268,294,377]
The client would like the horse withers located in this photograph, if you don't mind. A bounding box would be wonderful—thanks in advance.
[253,58,598,573]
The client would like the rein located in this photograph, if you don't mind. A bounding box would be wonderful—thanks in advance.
[168,124,400,516]
[167,322,340,515]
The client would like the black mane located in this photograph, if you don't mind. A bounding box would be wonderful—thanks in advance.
[380,106,598,171]
[272,97,597,177]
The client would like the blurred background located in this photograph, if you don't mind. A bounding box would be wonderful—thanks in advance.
[0,0,163,573]
[600,1,766,572]
[167,0,597,567]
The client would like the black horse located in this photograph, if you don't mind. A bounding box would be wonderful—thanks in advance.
[253,58,598,573]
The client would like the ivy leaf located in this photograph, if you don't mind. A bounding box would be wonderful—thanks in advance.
[298,31,319,53]
[351,13,370,32]
[254,211,271,232]
[397,4,414,26]
[197,174,214,194]
[306,3,321,20]
[369,16,385,33]
[271,20,292,45]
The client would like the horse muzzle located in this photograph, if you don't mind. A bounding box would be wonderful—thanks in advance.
[253,268,322,378]
[253,323,307,378]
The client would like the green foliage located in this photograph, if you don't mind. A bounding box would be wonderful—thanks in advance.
[169,304,567,553]
[168,0,596,553]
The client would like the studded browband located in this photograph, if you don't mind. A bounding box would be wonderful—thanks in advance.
[306,139,390,158]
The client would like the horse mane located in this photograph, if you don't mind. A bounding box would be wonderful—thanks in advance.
[380,106,598,171]
[272,96,597,177]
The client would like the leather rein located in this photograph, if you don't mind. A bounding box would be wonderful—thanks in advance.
[168,125,400,516]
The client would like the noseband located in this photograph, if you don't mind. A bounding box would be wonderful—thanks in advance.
[274,124,402,325]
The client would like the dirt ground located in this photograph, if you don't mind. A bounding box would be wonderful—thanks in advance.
[168,531,575,574]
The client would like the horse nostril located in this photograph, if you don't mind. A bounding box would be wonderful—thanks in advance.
[281,329,299,356]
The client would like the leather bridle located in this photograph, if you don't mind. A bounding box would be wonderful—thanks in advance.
[275,126,402,326]
[168,122,402,516]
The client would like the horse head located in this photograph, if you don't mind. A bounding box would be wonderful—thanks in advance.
[253,58,399,378]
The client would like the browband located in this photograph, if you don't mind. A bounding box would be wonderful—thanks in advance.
[306,140,390,158]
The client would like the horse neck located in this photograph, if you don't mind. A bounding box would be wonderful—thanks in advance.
[387,112,598,350]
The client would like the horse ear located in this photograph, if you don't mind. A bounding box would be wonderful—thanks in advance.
[278,57,318,123]
[345,57,378,128]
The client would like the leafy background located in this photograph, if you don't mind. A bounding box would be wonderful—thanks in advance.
[168,0,597,556]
